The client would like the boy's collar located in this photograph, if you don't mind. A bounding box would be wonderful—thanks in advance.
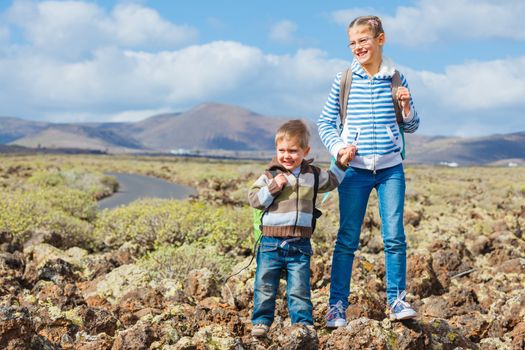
[267,157,314,173]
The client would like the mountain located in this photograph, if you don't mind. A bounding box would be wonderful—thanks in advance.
[132,103,283,151]
[1,103,524,165]
[405,132,525,165]
[0,116,48,144]
[11,124,143,152]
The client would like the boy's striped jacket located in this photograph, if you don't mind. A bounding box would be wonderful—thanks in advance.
[248,158,346,239]
[317,57,420,171]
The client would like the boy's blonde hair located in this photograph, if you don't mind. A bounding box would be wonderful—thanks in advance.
[275,119,310,149]
[348,15,384,37]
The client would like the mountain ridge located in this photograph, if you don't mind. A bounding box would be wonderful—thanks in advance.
[1,103,524,165]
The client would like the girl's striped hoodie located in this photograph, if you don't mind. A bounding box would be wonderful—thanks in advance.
[318,57,420,172]
[248,158,346,239]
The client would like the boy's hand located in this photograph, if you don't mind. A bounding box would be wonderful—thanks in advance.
[338,145,356,166]
[396,87,411,115]
[274,173,288,189]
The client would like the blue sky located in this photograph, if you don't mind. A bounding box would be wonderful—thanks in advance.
[0,0,523,136]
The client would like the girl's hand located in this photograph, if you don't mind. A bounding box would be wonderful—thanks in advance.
[396,87,411,115]
[338,145,356,166]
[274,173,288,189]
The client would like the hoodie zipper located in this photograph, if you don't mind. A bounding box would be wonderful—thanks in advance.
[370,78,377,174]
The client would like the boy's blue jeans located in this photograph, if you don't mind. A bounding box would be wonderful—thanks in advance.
[329,163,407,308]
[252,236,313,326]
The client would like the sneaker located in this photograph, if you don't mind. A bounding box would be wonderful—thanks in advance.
[251,324,269,337]
[325,300,347,328]
[389,291,417,320]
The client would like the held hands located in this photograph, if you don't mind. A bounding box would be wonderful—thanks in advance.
[395,87,411,116]
[338,145,357,167]
[274,173,288,189]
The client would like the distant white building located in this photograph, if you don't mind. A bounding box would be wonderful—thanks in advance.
[170,148,199,155]
[439,161,459,167]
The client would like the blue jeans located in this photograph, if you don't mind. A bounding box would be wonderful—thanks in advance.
[329,163,407,308]
[252,236,313,326]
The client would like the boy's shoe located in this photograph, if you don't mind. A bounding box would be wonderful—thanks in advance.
[389,291,417,320]
[325,300,347,328]
[251,324,270,337]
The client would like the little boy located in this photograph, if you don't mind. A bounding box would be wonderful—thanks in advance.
[248,119,350,338]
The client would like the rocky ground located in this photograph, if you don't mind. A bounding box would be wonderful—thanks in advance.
[1,225,524,349]
[0,160,524,349]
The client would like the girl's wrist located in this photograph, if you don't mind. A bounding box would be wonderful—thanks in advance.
[402,104,412,120]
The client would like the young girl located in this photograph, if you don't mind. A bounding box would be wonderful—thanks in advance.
[317,15,420,327]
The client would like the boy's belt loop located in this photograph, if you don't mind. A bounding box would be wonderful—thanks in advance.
[279,237,301,248]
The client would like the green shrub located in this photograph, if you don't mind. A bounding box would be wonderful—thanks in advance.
[40,210,95,248]
[28,169,117,199]
[32,188,98,221]
[94,199,251,252]
[139,243,235,285]
[0,189,95,247]
[0,191,43,241]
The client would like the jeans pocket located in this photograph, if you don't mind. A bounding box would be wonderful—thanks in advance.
[296,247,313,256]
[260,243,279,253]
[291,242,313,257]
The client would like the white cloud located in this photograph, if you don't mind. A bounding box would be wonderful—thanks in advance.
[108,4,197,48]
[0,37,348,122]
[0,1,522,137]
[1,28,522,137]
[405,56,525,111]
[332,0,525,45]
[399,55,525,135]
[269,20,298,44]
[106,108,173,123]
[124,41,265,102]
[5,0,198,59]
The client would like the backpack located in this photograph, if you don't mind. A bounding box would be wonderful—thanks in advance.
[252,166,321,242]
[339,68,406,159]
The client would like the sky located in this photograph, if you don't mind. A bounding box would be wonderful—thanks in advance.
[0,0,524,136]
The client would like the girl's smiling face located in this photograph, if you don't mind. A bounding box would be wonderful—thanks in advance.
[348,25,384,71]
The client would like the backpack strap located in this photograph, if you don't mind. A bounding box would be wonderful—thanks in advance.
[266,169,278,178]
[311,166,321,232]
[391,70,406,159]
[391,70,404,124]
[260,169,279,227]
[338,68,352,133]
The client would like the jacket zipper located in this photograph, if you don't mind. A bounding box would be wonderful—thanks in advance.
[292,170,300,235]
[370,79,377,174]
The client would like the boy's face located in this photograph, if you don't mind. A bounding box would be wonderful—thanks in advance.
[276,137,310,171]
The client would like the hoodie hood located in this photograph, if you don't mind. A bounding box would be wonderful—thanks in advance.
[351,56,397,79]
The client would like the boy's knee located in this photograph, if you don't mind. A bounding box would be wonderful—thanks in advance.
[256,281,277,294]
[288,282,311,297]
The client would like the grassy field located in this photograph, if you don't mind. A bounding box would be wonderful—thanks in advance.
[1,153,522,284]
[1,153,524,348]
[1,153,523,262]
